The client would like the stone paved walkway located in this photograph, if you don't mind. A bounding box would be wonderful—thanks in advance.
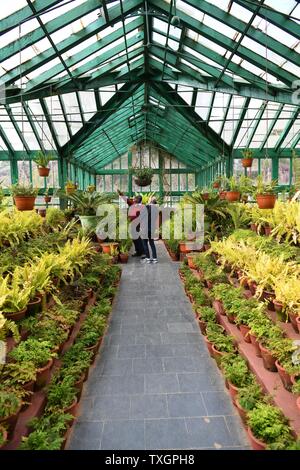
[67,242,250,450]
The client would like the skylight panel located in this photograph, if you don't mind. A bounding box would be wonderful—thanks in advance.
[177,86,193,106]
[280,120,300,148]
[264,0,297,15]
[209,93,230,134]
[0,136,8,151]
[100,86,116,106]
[177,1,205,22]
[203,14,237,39]
[0,1,27,21]
[40,0,87,23]
[229,3,253,23]
[195,91,213,120]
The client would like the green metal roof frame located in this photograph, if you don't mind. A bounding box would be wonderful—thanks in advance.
[0,0,300,175]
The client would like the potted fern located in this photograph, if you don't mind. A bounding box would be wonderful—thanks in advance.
[133,167,154,187]
[10,183,38,211]
[225,177,241,202]
[33,151,51,177]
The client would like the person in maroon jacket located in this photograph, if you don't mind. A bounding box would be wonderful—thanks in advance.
[117,190,145,257]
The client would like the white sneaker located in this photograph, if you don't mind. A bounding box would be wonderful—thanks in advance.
[141,258,151,263]
[146,258,152,264]
[152,259,158,264]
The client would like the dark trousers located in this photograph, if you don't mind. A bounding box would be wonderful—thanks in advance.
[142,238,157,259]
[133,237,144,255]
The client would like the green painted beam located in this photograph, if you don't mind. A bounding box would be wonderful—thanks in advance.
[275,108,300,152]
[175,0,300,68]
[235,0,300,41]
[1,0,102,62]
[58,95,72,139]
[39,98,61,151]
[61,81,142,156]
[23,102,45,152]
[4,105,30,154]
[231,97,251,147]
[259,104,284,151]
[1,0,143,87]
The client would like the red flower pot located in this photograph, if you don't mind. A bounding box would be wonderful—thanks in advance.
[264,225,272,236]
[256,194,276,210]
[250,223,257,233]
[14,196,36,211]
[297,397,300,413]
[249,333,262,357]
[212,344,225,367]
[0,403,22,436]
[213,299,225,316]
[186,254,197,270]
[27,296,42,316]
[239,324,251,343]
[119,253,129,264]
[38,167,50,177]
[259,343,277,372]
[198,319,207,335]
[226,191,241,202]
[35,358,53,390]
[213,182,220,189]
[289,311,299,332]
[228,381,239,405]
[296,316,300,335]
[204,336,214,357]
[0,426,8,449]
[3,307,27,321]
[247,427,267,451]
[63,398,78,418]
[275,360,293,391]
[44,196,51,203]
[236,399,248,425]
[242,158,253,168]
[273,300,283,314]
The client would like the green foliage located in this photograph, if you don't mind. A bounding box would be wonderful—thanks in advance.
[10,183,38,197]
[45,208,66,229]
[221,353,253,388]
[0,390,21,419]
[254,175,277,196]
[237,382,264,412]
[33,151,52,168]
[45,376,77,413]
[9,338,54,368]
[61,190,114,216]
[247,403,291,445]
[197,306,216,323]
[2,361,37,386]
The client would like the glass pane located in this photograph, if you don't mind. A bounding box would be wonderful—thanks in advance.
[32,164,45,189]
[261,159,272,183]
[233,159,244,177]
[171,173,179,191]
[278,158,290,185]
[247,159,259,180]
[17,160,30,185]
[0,161,11,187]
[187,174,195,191]
[180,174,187,192]
[96,175,105,192]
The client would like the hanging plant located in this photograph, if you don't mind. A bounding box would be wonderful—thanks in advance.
[33,151,52,177]
[241,149,253,168]
[132,167,154,187]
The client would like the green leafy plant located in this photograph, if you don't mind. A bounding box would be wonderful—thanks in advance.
[45,375,77,413]
[197,306,216,323]
[9,338,54,368]
[2,361,37,386]
[33,151,52,168]
[10,184,38,197]
[0,390,21,419]
[247,403,292,445]
[237,382,264,412]
[254,175,277,196]
[61,190,113,216]
[221,353,253,388]
[132,167,154,186]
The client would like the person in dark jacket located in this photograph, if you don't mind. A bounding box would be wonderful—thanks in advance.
[140,197,159,264]
[117,190,145,257]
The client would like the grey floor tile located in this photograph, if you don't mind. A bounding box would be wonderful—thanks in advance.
[67,421,103,450]
[145,373,180,394]
[91,375,145,396]
[177,373,221,393]
[99,358,133,376]
[225,415,250,447]
[118,344,146,358]
[146,344,174,357]
[186,417,242,448]
[109,334,136,345]
[90,395,131,420]
[167,322,198,333]
[133,357,164,374]
[131,394,168,419]
[101,420,145,450]
[201,391,236,416]
[135,332,162,345]
[163,356,205,373]
[145,418,189,450]
[167,393,206,418]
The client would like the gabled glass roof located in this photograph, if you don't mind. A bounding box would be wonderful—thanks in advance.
[0,0,299,171]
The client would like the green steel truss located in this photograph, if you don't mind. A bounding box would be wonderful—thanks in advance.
[0,0,300,187]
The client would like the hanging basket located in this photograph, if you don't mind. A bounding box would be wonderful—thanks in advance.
[14,196,36,211]
[242,158,253,168]
[134,176,153,187]
[256,194,276,209]
[38,167,50,177]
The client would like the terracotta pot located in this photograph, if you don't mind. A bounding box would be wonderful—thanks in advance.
[38,167,50,177]
[247,427,267,451]
[239,324,251,343]
[3,307,27,321]
[85,338,102,361]
[273,300,283,314]
[0,426,8,449]
[248,281,257,296]
[204,336,214,357]
[213,182,220,189]
[297,397,300,413]
[186,254,197,270]
[219,191,227,200]
[27,296,42,316]
[0,403,22,435]
[39,208,46,218]
[250,223,257,233]
[179,242,190,253]
[213,299,225,316]
[289,311,299,333]
[227,312,236,324]
[236,399,248,425]
[264,225,272,236]
[44,196,51,203]
[74,374,85,396]
[198,319,207,335]
[228,381,239,405]
[14,196,36,211]
[212,344,225,366]
[205,280,213,290]
[226,191,241,202]
[256,194,276,210]
[296,316,300,335]
[35,358,53,389]
[63,398,78,418]
[275,360,293,391]
[119,253,129,264]
[170,252,179,261]
[259,343,277,372]
[249,333,262,357]
[100,242,118,254]
[242,158,253,168]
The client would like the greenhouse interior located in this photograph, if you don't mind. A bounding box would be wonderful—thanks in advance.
[1,0,300,454]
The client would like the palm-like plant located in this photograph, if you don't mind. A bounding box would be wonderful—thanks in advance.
[61,190,114,216]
